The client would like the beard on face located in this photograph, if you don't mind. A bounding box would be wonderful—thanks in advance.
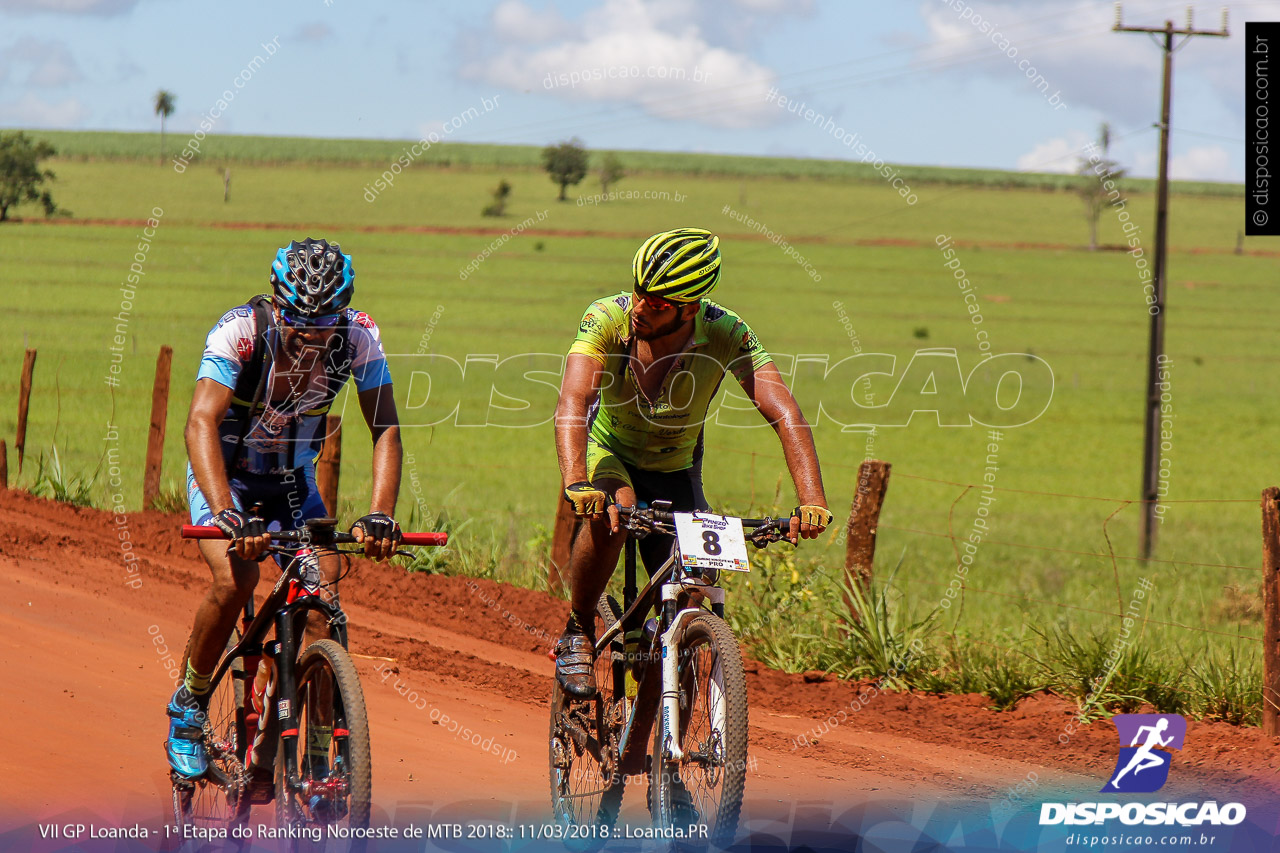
[280,328,331,369]
[631,308,690,341]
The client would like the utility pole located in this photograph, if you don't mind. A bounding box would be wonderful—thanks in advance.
[1113,4,1228,559]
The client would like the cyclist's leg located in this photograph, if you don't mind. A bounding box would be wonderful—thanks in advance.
[184,468,264,677]
[563,475,633,619]
[168,466,261,777]
[564,439,638,619]
[556,441,634,696]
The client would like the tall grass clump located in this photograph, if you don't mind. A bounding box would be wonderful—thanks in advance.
[30,445,97,507]
[818,568,937,689]
[916,636,1044,711]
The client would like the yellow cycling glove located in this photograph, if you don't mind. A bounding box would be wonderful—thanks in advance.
[793,505,833,529]
[564,481,608,516]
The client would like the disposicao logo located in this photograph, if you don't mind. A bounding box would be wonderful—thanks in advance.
[1039,714,1247,828]
[1103,713,1185,793]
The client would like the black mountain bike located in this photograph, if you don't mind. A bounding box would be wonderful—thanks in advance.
[549,502,791,851]
[171,517,445,846]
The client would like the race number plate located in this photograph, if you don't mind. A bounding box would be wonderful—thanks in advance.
[674,512,750,573]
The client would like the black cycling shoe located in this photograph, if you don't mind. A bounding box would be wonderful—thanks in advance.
[555,632,598,698]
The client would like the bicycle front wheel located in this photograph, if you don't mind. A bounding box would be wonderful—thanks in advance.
[649,613,748,851]
[548,595,627,852]
[275,639,372,849]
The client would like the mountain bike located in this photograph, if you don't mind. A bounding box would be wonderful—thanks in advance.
[170,517,446,847]
[549,502,792,851]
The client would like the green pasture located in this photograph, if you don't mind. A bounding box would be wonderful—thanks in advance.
[1,149,1273,719]
[30,129,1243,196]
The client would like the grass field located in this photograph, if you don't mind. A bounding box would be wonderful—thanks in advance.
[1,140,1273,720]
[24,128,1245,196]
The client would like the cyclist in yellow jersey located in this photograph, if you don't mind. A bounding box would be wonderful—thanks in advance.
[553,228,832,697]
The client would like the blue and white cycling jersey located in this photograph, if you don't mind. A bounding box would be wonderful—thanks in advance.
[196,303,392,475]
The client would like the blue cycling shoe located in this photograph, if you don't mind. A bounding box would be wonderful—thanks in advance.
[166,685,208,779]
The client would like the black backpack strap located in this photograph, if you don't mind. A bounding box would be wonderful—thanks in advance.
[227,295,274,473]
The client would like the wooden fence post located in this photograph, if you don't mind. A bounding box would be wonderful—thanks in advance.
[143,346,173,508]
[16,349,36,473]
[548,493,576,596]
[845,459,892,593]
[1262,487,1280,736]
[316,415,342,516]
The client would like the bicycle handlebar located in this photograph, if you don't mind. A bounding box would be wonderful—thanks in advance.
[181,525,448,547]
[615,505,792,534]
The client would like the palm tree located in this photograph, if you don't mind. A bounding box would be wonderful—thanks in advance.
[154,90,175,165]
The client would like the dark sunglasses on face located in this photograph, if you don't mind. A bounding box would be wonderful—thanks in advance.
[633,289,678,311]
[280,309,341,328]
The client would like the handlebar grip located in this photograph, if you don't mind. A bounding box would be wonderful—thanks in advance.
[182,525,227,540]
[181,525,447,546]
[401,532,448,546]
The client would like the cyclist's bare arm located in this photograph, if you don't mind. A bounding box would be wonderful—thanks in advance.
[355,382,402,559]
[186,378,237,514]
[185,377,271,559]
[554,354,602,485]
[555,354,625,529]
[738,361,829,539]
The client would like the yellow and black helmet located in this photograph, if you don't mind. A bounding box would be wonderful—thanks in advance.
[632,228,721,303]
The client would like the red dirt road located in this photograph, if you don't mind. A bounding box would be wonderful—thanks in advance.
[1,489,1276,847]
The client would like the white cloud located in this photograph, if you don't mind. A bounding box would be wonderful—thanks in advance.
[918,1,1158,115]
[0,93,89,126]
[730,0,813,11]
[0,0,138,13]
[491,0,571,43]
[1170,144,1234,182]
[1016,131,1090,172]
[918,0,1250,133]
[461,0,781,129]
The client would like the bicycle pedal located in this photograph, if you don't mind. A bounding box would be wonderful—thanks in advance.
[169,771,196,791]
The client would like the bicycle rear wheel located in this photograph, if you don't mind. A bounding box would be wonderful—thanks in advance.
[548,595,627,853]
[649,613,748,851]
[275,639,372,851]
[171,628,250,833]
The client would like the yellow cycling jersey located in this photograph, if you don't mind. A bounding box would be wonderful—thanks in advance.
[568,292,773,472]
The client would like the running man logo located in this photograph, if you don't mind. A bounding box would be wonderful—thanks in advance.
[1103,714,1186,793]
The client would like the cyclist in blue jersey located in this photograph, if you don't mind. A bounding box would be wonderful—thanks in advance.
[165,239,403,783]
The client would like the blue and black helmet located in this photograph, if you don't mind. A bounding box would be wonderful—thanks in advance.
[269,238,354,316]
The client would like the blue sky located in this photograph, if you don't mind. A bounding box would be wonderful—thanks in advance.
[0,0,1263,180]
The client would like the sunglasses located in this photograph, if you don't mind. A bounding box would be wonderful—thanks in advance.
[633,289,679,311]
[279,309,341,328]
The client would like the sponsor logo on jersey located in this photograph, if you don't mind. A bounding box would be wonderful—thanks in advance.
[217,306,253,327]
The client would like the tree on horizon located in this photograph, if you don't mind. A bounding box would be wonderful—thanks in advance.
[542,138,588,201]
[154,90,176,166]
